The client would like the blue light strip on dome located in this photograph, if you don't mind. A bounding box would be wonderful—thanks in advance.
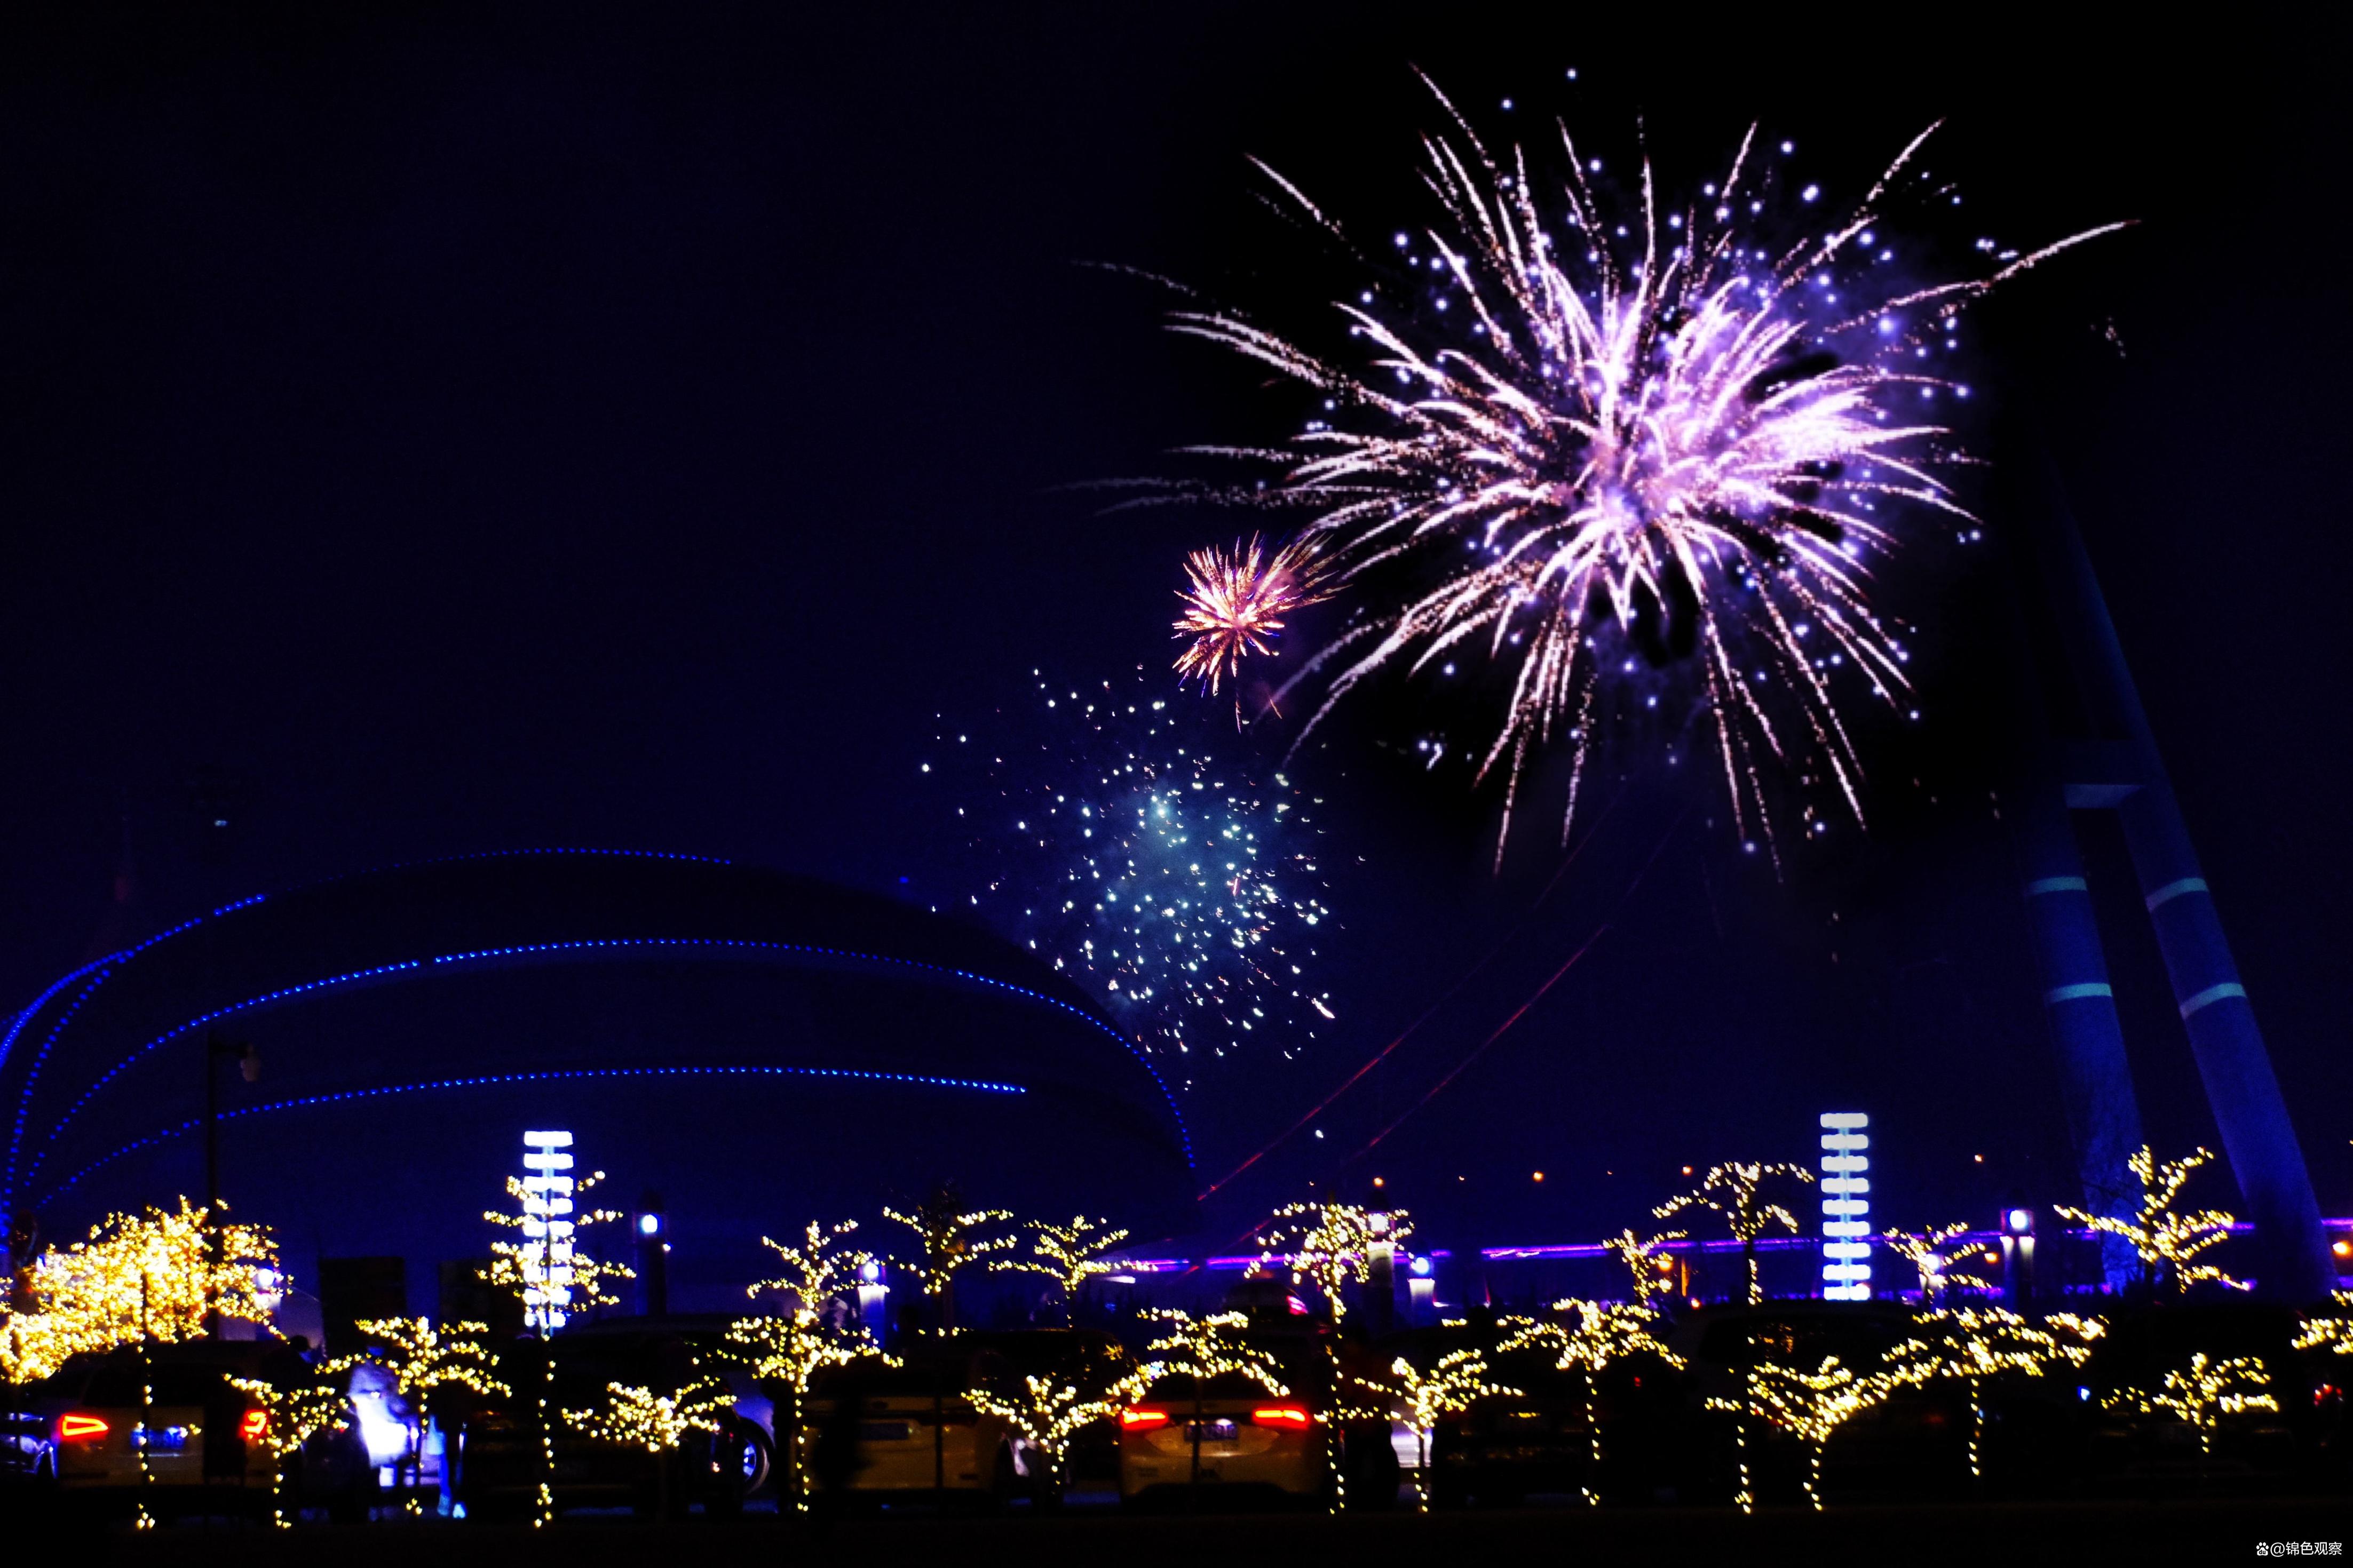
[23,930,1194,1192]
[37,1061,1026,1205]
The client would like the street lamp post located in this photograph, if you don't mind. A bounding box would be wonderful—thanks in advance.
[202,1036,258,1333]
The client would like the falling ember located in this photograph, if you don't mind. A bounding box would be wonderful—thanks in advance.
[1172,534,1328,697]
[924,669,1339,1086]
[1160,81,2124,860]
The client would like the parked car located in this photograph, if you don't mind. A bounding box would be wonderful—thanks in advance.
[800,1345,1024,1509]
[451,1321,771,1522]
[31,1339,375,1522]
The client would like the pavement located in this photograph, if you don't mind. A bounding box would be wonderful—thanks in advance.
[54,1496,2353,1566]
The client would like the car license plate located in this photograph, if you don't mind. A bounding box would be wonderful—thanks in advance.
[132,1426,188,1451]
[860,1421,913,1442]
[1185,1420,1239,1441]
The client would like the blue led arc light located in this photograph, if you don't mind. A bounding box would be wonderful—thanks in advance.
[39,1062,1027,1206]
[4,848,1194,1200]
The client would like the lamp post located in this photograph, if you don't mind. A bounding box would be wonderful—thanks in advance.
[2000,1204,2037,1311]
[633,1193,668,1318]
[202,1036,258,1333]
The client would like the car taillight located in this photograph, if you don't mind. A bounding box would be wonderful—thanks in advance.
[58,1413,108,1441]
[242,1409,270,1441]
[1251,1406,1313,1430]
[1119,1408,1170,1430]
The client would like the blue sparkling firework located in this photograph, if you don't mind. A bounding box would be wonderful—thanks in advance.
[926,670,1336,1085]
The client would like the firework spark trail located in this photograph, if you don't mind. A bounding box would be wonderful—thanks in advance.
[1155,80,2125,862]
[1173,534,1329,699]
[1195,779,1629,1201]
[927,670,1337,1086]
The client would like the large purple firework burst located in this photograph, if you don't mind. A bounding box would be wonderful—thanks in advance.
[1160,83,2122,862]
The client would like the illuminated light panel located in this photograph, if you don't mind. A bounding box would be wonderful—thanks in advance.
[520,1129,576,1332]
[1820,1112,1871,1300]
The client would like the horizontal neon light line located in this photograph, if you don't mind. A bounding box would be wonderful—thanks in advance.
[38,1062,1025,1205]
[2044,982,2114,1005]
[2180,981,2247,1020]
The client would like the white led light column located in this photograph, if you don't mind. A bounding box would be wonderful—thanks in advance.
[519,1129,577,1331]
[1819,1113,1872,1301]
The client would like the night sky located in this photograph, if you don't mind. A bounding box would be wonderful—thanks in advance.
[0,5,2343,1248]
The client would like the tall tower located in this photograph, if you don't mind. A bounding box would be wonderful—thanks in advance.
[2014,466,2333,1302]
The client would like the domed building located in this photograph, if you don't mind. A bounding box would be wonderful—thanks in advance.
[0,850,1193,1317]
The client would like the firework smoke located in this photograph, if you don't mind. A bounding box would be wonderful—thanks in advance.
[1159,83,2121,859]
[926,670,1337,1085]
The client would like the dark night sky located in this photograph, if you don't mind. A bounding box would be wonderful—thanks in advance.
[0,5,2342,1245]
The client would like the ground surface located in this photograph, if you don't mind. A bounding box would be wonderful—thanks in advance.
[55,1498,2353,1565]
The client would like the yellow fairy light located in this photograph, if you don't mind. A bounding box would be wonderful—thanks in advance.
[1710,1352,1929,1511]
[1344,1349,1516,1510]
[2101,1351,2277,1459]
[1892,1307,2091,1478]
[2055,1145,2248,1295]
[1878,1223,1996,1305]
[482,1164,629,1527]
[1602,1228,1685,1309]
[726,1219,892,1510]
[564,1376,733,1453]
[228,1371,361,1529]
[1502,1300,1682,1505]
[881,1187,1018,1312]
[966,1372,1135,1495]
[1,1197,279,1384]
[2294,1292,2353,1358]
[994,1214,1132,1318]
[1261,1202,1414,1323]
[1657,1163,1814,1306]
[1135,1309,1288,1394]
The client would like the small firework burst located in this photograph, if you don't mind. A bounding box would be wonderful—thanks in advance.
[1155,81,2121,860]
[1172,534,1328,696]
[925,670,1337,1085]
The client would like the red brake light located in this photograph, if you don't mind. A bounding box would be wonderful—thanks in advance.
[242,1409,270,1440]
[58,1413,108,1441]
[1251,1406,1312,1430]
[1119,1408,1169,1430]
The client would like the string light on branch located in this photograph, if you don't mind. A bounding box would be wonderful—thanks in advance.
[2055,1145,2248,1295]
[1261,1202,1414,1323]
[1657,1163,1813,1306]
[2101,1352,2277,1460]
[2,1197,278,1384]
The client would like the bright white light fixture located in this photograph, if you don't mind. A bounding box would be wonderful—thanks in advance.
[520,1129,576,1331]
[1820,1112,1871,1300]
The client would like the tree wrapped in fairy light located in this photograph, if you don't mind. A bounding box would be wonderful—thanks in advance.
[1262,1201,1413,1323]
[483,1160,631,1527]
[1502,1300,1682,1505]
[1603,1228,1685,1308]
[1892,1308,2096,1481]
[725,1219,890,1509]
[2055,1145,2247,1296]
[967,1370,1140,1503]
[1346,1348,1516,1509]
[1879,1223,1994,1307]
[346,1317,508,1501]
[564,1371,735,1519]
[1657,1163,1814,1306]
[2294,1294,2353,1360]
[1132,1311,1292,1502]
[228,1368,363,1529]
[2102,1352,2276,1462]
[1,1199,279,1383]
[1710,1352,1931,1512]
[997,1214,1132,1323]
[882,1183,1016,1330]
